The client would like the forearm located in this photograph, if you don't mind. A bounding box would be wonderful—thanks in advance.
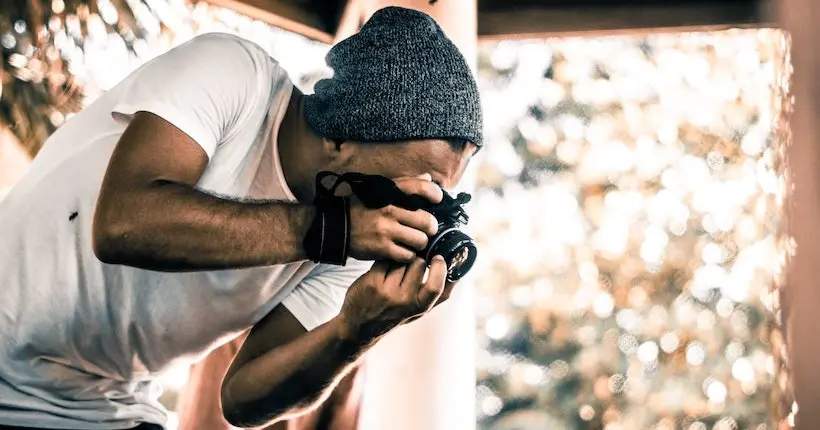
[93,181,315,271]
[221,315,372,428]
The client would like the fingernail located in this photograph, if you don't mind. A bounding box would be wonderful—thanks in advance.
[433,255,445,263]
[418,173,432,180]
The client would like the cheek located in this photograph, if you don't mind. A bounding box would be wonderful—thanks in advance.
[354,152,419,177]
[342,153,390,176]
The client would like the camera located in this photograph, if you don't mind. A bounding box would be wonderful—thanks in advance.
[411,191,478,282]
[312,171,478,280]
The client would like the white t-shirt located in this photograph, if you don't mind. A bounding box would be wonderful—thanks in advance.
[0,33,370,429]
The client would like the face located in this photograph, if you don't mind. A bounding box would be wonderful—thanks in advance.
[326,139,476,191]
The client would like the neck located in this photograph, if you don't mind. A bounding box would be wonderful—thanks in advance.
[277,90,322,202]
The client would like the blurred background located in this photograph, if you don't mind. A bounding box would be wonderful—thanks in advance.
[472,32,789,430]
[0,0,792,429]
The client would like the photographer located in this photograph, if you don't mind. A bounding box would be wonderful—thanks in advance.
[0,6,481,430]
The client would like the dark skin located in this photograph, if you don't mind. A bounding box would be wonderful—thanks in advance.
[92,88,475,427]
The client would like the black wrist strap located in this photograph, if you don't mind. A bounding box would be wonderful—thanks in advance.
[303,195,350,265]
[303,173,353,265]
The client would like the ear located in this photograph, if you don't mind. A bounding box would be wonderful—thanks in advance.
[322,138,343,152]
[322,138,356,166]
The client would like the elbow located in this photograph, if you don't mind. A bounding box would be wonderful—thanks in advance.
[222,398,284,428]
[223,410,275,429]
[221,380,257,428]
[222,406,254,429]
[91,212,133,265]
[221,381,290,428]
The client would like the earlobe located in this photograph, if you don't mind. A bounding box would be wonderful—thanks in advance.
[322,138,346,155]
[323,138,355,168]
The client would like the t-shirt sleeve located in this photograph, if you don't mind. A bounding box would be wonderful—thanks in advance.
[110,33,277,158]
[282,259,373,331]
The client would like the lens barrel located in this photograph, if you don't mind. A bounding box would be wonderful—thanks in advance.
[422,226,478,282]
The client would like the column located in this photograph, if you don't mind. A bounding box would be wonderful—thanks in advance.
[780,0,820,428]
[356,1,479,430]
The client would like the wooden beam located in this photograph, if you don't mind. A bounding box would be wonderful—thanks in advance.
[202,0,773,43]
[478,0,775,39]
[201,0,336,43]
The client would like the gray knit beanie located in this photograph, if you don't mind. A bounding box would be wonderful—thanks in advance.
[303,6,483,147]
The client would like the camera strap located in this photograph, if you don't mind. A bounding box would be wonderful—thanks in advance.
[339,172,471,214]
[337,172,430,210]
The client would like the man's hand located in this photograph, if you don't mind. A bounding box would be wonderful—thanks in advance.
[347,174,443,263]
[337,256,452,342]
[220,257,456,427]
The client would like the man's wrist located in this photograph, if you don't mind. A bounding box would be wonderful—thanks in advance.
[278,203,316,262]
[330,312,359,343]
[331,311,400,350]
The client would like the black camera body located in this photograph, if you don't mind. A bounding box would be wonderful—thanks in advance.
[395,190,478,282]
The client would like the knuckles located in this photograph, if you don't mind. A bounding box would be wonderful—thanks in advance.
[374,219,391,237]
[382,205,395,218]
[394,251,414,263]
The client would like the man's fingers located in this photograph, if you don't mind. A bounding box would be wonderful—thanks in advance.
[391,206,438,237]
[395,174,432,181]
[416,256,447,310]
[384,262,407,289]
[386,244,416,264]
[390,223,430,251]
[400,258,427,288]
[369,261,391,281]
[395,178,444,205]
[434,280,458,306]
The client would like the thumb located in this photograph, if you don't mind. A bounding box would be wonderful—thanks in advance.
[415,255,447,311]
[417,173,432,181]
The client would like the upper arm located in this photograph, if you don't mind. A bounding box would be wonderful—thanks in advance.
[94,34,276,243]
[109,33,273,161]
[225,260,372,383]
[225,304,307,385]
[101,111,209,198]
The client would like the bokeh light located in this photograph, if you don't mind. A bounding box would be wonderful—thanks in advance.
[473,30,790,429]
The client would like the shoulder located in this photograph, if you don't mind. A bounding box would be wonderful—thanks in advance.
[177,33,292,121]
[174,33,287,80]
[181,32,264,57]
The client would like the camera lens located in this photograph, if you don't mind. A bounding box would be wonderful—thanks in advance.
[423,226,478,282]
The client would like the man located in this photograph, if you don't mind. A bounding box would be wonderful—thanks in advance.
[0,6,482,430]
